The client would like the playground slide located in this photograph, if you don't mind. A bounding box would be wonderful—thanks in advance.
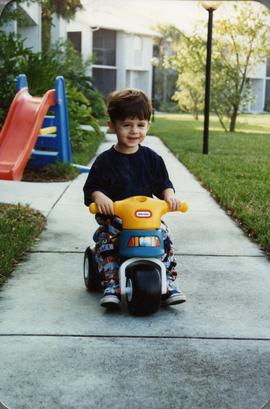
[0,87,55,180]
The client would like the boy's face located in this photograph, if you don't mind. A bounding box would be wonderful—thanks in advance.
[108,117,150,154]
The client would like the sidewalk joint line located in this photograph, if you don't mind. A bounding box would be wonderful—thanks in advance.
[47,181,73,218]
[0,334,269,341]
[28,250,82,254]
[27,250,266,258]
[175,253,266,258]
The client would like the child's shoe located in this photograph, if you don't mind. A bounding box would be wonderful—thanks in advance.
[100,281,121,309]
[161,279,186,306]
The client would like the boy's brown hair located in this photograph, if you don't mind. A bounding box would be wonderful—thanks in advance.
[107,88,152,123]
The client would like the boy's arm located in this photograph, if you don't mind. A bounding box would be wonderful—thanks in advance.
[83,154,111,207]
[163,188,182,211]
[91,191,114,216]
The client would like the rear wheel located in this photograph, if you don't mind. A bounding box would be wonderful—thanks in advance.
[126,265,161,316]
[83,247,101,291]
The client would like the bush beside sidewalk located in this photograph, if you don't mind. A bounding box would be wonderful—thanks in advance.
[0,204,46,286]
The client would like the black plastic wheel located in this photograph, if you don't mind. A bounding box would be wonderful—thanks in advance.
[83,247,101,291]
[126,265,161,316]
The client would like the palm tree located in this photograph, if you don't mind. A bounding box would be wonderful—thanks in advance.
[42,0,82,54]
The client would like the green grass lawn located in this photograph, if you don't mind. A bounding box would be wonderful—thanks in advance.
[0,204,46,286]
[150,113,270,256]
[72,130,104,166]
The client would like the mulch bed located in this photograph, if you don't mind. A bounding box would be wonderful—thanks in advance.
[22,168,71,183]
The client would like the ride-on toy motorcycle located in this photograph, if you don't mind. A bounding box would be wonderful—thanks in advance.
[83,196,188,316]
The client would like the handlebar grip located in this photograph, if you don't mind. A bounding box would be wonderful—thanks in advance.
[89,203,97,214]
[179,202,189,213]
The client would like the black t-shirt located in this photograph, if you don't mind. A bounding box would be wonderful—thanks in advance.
[83,145,174,206]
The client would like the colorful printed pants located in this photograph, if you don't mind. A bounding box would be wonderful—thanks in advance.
[93,214,178,289]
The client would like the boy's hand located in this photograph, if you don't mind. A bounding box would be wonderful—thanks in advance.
[163,188,181,212]
[91,191,114,216]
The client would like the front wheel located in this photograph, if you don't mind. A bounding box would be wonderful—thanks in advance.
[126,265,161,316]
[83,247,101,291]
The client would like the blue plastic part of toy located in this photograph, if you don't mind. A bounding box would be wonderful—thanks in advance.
[119,229,165,258]
[16,74,73,169]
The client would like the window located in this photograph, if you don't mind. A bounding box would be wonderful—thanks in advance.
[93,29,116,66]
[92,68,116,95]
[67,32,82,53]
[92,29,117,95]
[267,58,270,78]
[265,79,270,111]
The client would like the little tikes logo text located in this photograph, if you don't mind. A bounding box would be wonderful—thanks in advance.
[135,210,152,218]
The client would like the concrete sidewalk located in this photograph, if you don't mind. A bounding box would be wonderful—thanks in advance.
[0,135,269,409]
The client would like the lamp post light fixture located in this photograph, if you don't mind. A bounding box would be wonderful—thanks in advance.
[150,57,159,122]
[200,1,222,154]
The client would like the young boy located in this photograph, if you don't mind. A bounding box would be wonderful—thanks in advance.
[83,88,186,309]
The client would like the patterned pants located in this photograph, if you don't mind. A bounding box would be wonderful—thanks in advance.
[93,215,178,289]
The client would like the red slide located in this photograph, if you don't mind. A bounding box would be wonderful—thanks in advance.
[0,87,55,180]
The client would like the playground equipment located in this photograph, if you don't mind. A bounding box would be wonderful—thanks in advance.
[0,74,89,180]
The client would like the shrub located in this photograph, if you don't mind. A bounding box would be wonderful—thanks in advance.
[66,84,102,153]
[0,34,105,128]
[0,31,32,125]
[0,203,45,285]
[45,41,106,118]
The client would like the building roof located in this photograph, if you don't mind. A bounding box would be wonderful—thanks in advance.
[77,0,161,36]
[75,0,270,38]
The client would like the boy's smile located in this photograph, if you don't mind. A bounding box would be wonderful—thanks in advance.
[108,117,150,154]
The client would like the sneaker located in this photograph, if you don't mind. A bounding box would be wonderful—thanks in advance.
[100,282,121,309]
[161,281,186,306]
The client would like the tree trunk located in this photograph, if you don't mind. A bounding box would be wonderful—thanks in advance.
[42,13,52,54]
[162,69,167,103]
[230,105,238,132]
[215,109,228,132]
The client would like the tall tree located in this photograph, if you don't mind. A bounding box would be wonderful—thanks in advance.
[153,25,182,107]
[164,30,205,119]
[164,1,270,131]
[211,2,270,131]
[41,0,82,54]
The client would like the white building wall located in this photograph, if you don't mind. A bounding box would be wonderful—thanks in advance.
[248,60,267,79]
[119,33,153,97]
[250,79,266,112]
[66,20,93,64]
[2,2,41,52]
[2,19,17,34]
[245,60,267,112]
[20,1,40,24]
[19,25,41,52]
[51,15,67,46]
[116,31,126,90]
[19,2,41,52]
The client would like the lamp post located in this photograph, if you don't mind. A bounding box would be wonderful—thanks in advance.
[200,1,222,154]
[150,57,159,122]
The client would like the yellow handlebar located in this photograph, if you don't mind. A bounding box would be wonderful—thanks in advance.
[179,202,189,213]
[89,196,188,229]
[89,202,98,214]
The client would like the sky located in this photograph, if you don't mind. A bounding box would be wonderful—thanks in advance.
[80,0,266,35]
